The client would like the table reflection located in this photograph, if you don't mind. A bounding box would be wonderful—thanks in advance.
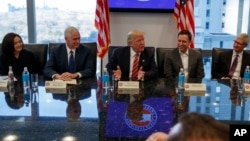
[99,79,174,140]
[0,76,98,120]
[1,75,250,140]
[98,78,250,140]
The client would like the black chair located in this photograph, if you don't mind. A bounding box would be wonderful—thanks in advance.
[108,46,119,61]
[156,48,174,78]
[23,44,48,75]
[211,48,233,79]
[156,47,202,78]
[49,42,97,73]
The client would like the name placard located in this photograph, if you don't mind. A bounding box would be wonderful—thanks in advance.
[118,88,139,95]
[45,81,67,94]
[244,83,250,96]
[0,80,8,92]
[118,81,139,89]
[54,79,77,85]
[184,83,206,96]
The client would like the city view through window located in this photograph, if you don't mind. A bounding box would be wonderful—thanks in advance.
[0,0,97,43]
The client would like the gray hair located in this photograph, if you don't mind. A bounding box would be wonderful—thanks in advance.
[237,33,249,45]
[64,26,79,37]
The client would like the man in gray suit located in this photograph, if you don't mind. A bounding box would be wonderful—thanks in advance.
[44,26,95,80]
[164,30,204,85]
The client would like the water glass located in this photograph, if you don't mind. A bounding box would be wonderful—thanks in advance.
[31,74,38,91]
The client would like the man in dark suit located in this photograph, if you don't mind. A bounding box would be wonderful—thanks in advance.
[44,26,95,80]
[164,30,204,84]
[213,33,250,79]
[106,29,158,81]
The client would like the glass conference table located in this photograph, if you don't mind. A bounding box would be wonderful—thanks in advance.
[0,76,250,141]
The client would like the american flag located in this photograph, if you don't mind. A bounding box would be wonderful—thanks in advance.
[95,0,111,58]
[173,0,195,48]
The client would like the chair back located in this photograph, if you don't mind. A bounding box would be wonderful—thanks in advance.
[211,48,232,79]
[23,43,48,75]
[156,48,173,78]
[108,46,119,62]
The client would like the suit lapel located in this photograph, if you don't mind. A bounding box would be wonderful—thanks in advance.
[62,45,69,70]
[124,47,131,73]
[174,48,183,68]
[139,51,146,68]
[188,49,193,73]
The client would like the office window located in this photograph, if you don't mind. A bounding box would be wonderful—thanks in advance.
[35,0,97,43]
[205,22,210,29]
[221,22,225,28]
[196,107,201,112]
[206,10,210,17]
[0,0,97,43]
[196,97,201,103]
[206,97,211,103]
[205,107,210,113]
[0,0,28,42]
[207,85,211,93]
[223,0,226,5]
[206,0,210,5]
[220,41,223,48]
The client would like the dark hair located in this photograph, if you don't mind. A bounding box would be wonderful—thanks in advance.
[167,112,229,141]
[178,30,192,41]
[1,32,23,57]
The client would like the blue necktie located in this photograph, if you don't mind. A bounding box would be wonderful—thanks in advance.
[69,50,75,73]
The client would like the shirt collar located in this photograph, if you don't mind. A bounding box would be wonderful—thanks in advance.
[130,48,140,56]
[233,50,242,56]
[66,45,75,54]
[179,48,189,55]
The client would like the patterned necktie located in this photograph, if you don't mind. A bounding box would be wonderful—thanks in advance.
[132,53,139,80]
[69,50,75,73]
[228,54,238,78]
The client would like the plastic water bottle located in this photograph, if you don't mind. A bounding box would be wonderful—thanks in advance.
[22,67,30,89]
[102,68,109,89]
[22,67,30,106]
[243,65,250,84]
[178,68,185,89]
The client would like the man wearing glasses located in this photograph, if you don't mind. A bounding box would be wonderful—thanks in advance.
[213,33,250,79]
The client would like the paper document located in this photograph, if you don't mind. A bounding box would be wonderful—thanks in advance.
[0,76,17,81]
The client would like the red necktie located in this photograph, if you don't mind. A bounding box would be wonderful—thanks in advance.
[228,54,238,78]
[132,53,139,80]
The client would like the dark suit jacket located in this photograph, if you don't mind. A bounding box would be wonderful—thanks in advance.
[164,48,204,83]
[43,43,95,79]
[106,46,158,81]
[213,50,250,79]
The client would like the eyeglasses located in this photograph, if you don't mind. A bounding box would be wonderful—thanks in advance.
[234,40,245,46]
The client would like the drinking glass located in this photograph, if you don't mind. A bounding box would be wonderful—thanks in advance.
[31,74,38,92]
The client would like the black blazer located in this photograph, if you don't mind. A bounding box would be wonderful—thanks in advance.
[213,50,250,79]
[43,43,95,79]
[106,46,158,81]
